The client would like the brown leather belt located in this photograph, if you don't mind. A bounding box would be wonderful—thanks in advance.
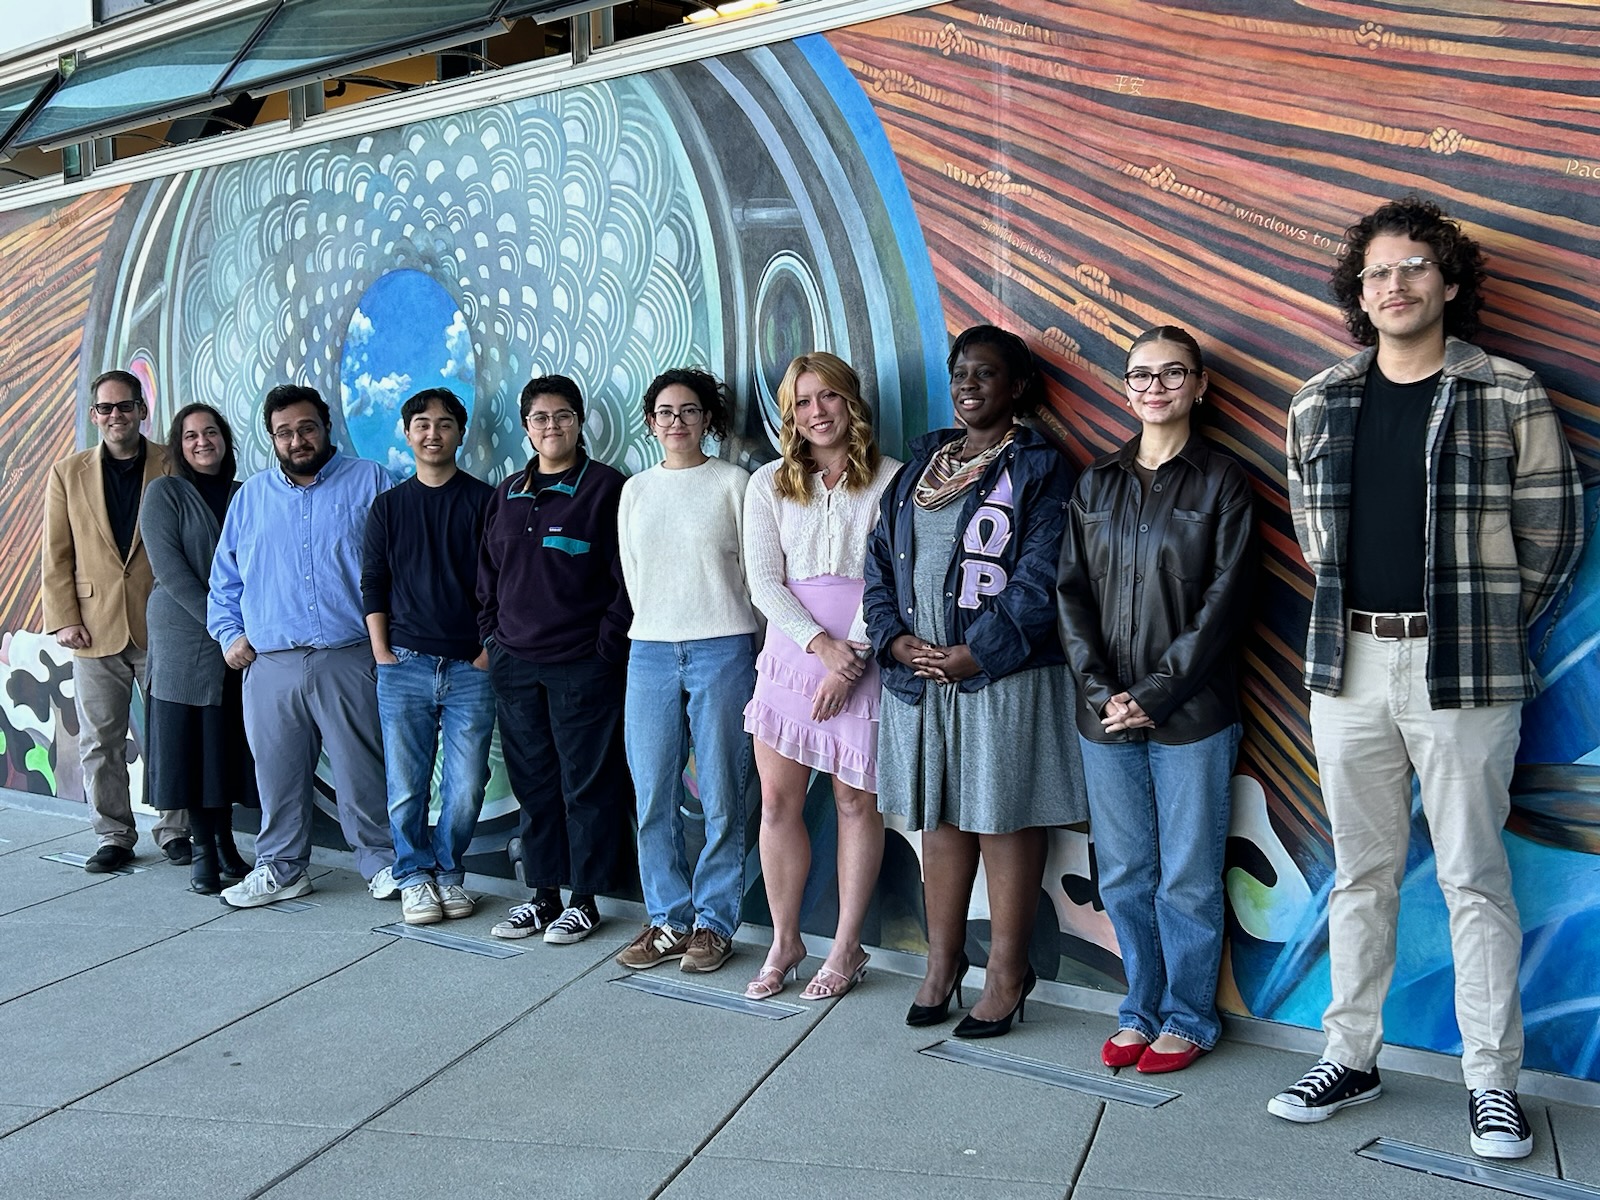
[1349,611,1428,639]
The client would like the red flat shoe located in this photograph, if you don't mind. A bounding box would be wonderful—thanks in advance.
[1101,1036,1149,1068]
[1136,1042,1205,1074]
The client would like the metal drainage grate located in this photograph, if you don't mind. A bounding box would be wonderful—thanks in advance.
[920,1040,1180,1107]
[373,923,524,959]
[1359,1138,1600,1199]
[41,851,144,875]
[611,973,806,1019]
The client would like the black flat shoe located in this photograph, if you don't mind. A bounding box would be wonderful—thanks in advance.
[84,844,134,873]
[953,965,1037,1039]
[163,838,193,866]
[906,953,970,1027]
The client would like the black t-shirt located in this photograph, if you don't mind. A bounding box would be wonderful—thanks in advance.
[1345,367,1440,613]
[101,440,147,563]
[359,470,496,661]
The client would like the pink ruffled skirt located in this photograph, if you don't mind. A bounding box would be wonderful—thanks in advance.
[743,575,880,794]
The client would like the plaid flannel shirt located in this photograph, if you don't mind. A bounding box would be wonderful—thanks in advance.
[1285,337,1583,707]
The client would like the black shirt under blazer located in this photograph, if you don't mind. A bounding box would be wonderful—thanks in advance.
[1056,433,1255,744]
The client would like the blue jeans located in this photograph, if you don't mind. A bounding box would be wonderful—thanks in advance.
[1079,723,1241,1049]
[624,635,756,939]
[377,649,495,889]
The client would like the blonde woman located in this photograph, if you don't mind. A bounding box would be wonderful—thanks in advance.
[742,353,901,1001]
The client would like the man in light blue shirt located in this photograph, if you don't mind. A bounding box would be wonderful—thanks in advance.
[208,384,398,907]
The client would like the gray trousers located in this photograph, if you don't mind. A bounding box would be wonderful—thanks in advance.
[241,643,393,884]
[73,647,187,850]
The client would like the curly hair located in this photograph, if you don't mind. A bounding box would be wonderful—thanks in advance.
[947,324,1044,417]
[772,352,882,504]
[1330,196,1486,346]
[641,367,732,441]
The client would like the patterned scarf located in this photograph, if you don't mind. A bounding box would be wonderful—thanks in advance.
[913,428,1016,511]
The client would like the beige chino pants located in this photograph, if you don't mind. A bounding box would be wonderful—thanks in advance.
[1309,626,1525,1091]
[73,647,187,851]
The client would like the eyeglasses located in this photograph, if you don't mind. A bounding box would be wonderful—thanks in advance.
[1356,256,1438,286]
[650,406,705,427]
[271,422,324,445]
[1123,366,1195,392]
[91,401,140,416]
[527,410,577,429]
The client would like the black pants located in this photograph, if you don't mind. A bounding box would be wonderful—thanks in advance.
[489,645,629,894]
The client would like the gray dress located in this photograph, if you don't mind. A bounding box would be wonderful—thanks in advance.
[877,499,1087,834]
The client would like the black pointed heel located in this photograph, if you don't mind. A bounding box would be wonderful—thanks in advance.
[953,965,1037,1039]
[906,953,970,1027]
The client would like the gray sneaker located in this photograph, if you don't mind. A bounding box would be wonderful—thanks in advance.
[221,864,312,909]
[368,866,400,900]
[679,926,733,973]
[438,884,475,919]
[401,882,443,925]
[616,924,690,970]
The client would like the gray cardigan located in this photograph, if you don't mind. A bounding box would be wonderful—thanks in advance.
[141,474,237,706]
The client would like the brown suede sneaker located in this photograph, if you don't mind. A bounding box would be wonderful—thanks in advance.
[679,926,733,973]
[615,924,690,970]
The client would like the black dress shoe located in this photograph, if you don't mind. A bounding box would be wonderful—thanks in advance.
[84,844,134,873]
[953,966,1037,1039]
[906,953,971,1027]
[163,837,193,866]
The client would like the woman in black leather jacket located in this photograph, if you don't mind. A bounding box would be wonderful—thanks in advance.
[1056,326,1255,1074]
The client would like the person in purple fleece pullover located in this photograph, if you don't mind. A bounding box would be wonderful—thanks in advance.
[479,374,633,945]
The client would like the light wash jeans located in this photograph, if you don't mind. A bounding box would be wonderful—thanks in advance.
[376,648,495,890]
[624,635,756,939]
[1311,628,1525,1089]
[1079,722,1241,1049]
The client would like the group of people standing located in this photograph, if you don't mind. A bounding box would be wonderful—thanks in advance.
[41,196,1581,1163]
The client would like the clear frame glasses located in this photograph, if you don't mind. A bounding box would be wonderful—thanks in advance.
[1356,256,1438,286]
[527,410,578,429]
[1123,366,1195,393]
[650,405,705,427]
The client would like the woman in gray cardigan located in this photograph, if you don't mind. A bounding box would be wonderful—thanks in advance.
[141,403,257,893]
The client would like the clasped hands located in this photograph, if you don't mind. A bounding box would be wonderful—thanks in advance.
[889,634,979,686]
[807,633,871,723]
[1101,690,1154,733]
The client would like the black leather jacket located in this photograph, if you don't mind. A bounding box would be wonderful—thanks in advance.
[1055,433,1254,744]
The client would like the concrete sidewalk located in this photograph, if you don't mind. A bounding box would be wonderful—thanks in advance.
[2,796,1597,1200]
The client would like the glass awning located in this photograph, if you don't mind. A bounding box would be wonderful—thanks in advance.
[498,0,631,20]
[13,5,276,151]
[218,0,508,98]
[0,75,56,160]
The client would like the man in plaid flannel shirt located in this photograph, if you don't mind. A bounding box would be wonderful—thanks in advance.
[1268,198,1583,1159]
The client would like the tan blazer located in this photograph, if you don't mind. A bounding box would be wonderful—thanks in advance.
[41,440,170,658]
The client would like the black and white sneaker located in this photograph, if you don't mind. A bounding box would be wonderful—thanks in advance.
[490,897,561,940]
[1267,1059,1382,1123]
[544,904,599,945]
[1469,1088,1533,1159]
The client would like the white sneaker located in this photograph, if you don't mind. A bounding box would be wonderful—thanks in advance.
[438,884,475,919]
[401,882,443,925]
[368,866,400,900]
[221,864,313,909]
[544,904,599,945]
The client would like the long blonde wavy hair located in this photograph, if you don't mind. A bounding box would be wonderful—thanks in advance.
[771,352,883,504]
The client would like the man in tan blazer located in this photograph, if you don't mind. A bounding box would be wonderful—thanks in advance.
[42,369,188,871]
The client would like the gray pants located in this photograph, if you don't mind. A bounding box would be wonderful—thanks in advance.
[241,644,393,885]
[73,647,187,850]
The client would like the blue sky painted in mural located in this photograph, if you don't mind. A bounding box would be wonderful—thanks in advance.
[338,268,475,475]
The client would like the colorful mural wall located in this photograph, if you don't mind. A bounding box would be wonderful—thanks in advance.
[2,1,1596,1080]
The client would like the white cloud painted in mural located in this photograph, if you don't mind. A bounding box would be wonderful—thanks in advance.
[347,306,375,348]
[342,369,413,419]
[1225,773,1313,943]
[441,310,474,382]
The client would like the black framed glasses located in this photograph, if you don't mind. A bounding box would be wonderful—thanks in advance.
[1123,366,1195,392]
[650,405,705,427]
[1356,256,1438,286]
[91,400,141,416]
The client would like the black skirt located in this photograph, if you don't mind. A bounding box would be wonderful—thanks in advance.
[146,670,259,811]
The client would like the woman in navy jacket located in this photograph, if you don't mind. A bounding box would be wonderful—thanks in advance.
[865,325,1087,1037]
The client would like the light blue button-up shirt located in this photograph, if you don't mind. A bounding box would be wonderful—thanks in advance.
[208,450,393,652]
